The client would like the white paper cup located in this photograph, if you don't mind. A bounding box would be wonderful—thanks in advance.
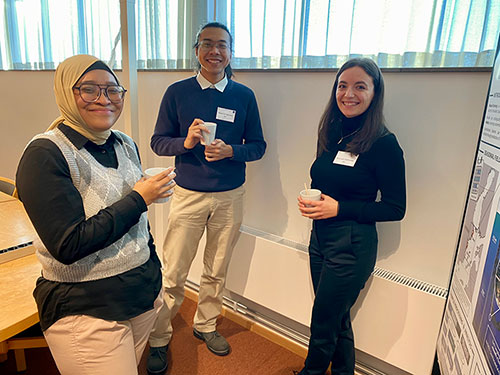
[201,122,217,145]
[144,167,175,203]
[300,189,322,207]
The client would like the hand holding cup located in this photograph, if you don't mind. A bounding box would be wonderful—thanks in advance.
[200,122,217,145]
[298,190,340,220]
[299,189,322,207]
[184,118,206,149]
[134,167,176,205]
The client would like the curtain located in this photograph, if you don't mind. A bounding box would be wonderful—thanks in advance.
[1,0,499,70]
[136,0,176,69]
[0,0,121,70]
[136,0,210,69]
[217,0,500,69]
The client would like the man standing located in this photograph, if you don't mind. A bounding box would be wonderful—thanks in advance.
[147,22,266,375]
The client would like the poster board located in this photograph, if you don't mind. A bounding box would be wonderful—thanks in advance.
[437,35,500,374]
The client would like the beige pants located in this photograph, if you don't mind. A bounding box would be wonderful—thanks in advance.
[149,185,244,347]
[44,292,163,375]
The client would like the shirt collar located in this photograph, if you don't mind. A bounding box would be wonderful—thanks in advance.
[59,123,120,150]
[196,72,228,92]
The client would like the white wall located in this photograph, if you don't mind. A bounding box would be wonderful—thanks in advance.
[138,69,489,288]
[0,69,490,289]
[1,71,58,177]
[0,70,127,177]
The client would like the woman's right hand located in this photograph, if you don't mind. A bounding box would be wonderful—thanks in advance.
[298,193,339,220]
[133,167,176,206]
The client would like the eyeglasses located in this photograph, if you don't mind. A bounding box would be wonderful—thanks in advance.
[198,41,229,51]
[73,84,127,104]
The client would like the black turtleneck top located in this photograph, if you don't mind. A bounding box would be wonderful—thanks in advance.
[310,115,406,224]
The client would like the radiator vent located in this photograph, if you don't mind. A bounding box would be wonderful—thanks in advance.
[240,225,308,251]
[0,241,33,254]
[372,267,448,298]
[241,225,448,299]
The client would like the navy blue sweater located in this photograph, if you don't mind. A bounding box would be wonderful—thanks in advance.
[151,77,266,192]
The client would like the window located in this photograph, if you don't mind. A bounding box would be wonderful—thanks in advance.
[136,0,500,69]
[1,0,499,70]
[221,0,500,68]
[0,0,120,70]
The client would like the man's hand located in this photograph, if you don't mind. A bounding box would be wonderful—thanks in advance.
[205,139,233,162]
[184,118,206,149]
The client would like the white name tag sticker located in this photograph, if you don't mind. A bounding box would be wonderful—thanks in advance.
[216,107,236,123]
[333,151,359,167]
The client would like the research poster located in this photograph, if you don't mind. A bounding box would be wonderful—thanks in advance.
[437,37,500,375]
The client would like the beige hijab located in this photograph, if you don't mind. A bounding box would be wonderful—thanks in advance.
[47,54,120,145]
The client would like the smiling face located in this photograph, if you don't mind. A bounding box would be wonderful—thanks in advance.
[335,66,375,118]
[73,69,123,132]
[195,27,231,84]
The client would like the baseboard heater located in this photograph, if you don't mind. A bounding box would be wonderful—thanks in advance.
[186,226,448,375]
[186,279,389,375]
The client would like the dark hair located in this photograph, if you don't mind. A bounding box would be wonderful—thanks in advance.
[317,58,387,156]
[194,22,233,79]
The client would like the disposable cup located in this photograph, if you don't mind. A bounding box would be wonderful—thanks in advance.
[300,189,322,207]
[144,167,175,203]
[201,122,217,145]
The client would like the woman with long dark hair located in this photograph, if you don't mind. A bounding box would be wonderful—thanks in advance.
[296,58,406,375]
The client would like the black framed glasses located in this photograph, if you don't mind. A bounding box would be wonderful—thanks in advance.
[73,84,127,104]
[198,41,229,51]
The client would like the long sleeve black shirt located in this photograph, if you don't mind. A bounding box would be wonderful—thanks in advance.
[16,124,161,330]
[311,130,406,225]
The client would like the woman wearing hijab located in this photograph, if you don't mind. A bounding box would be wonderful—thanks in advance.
[16,54,174,375]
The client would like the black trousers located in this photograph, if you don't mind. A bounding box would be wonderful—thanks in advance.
[301,220,377,375]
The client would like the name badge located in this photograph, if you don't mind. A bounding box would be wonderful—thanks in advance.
[216,107,236,123]
[333,151,359,167]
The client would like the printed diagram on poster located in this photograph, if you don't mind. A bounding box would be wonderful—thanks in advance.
[455,155,497,310]
[473,197,500,374]
[437,35,500,375]
[473,45,500,375]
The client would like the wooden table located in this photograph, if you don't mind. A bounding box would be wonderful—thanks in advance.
[0,199,38,264]
[0,191,16,203]
[0,198,46,371]
[0,253,41,342]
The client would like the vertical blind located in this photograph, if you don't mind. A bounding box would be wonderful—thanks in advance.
[0,0,121,70]
[0,0,498,70]
[219,0,500,68]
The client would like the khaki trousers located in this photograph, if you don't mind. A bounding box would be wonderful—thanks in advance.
[44,292,163,375]
[149,185,244,347]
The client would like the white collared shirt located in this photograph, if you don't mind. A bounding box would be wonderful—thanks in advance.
[196,72,228,92]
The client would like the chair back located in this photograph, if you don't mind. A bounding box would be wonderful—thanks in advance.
[0,177,17,197]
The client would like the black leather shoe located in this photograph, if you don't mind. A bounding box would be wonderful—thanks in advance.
[147,345,168,375]
[193,328,231,356]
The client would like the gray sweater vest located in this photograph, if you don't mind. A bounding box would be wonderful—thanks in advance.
[31,128,149,282]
